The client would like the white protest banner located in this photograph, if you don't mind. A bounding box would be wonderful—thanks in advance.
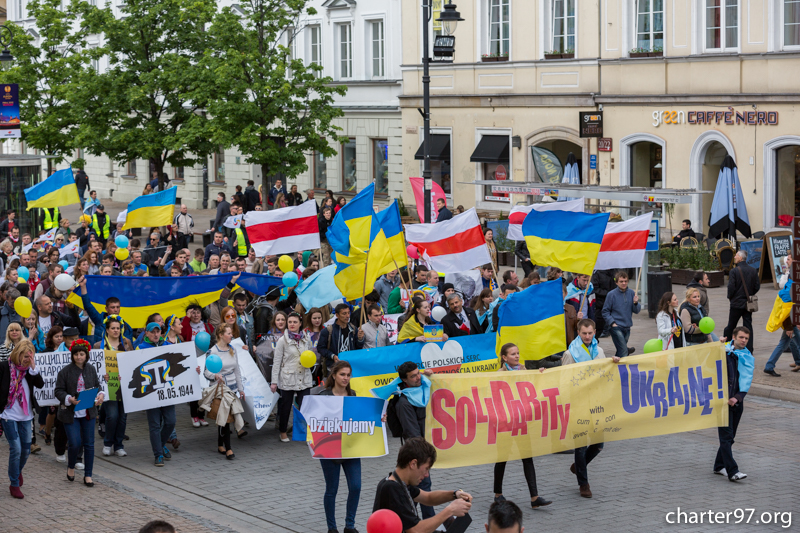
[382,313,402,345]
[223,214,243,229]
[59,240,80,258]
[116,342,201,413]
[231,340,279,430]
[34,349,108,407]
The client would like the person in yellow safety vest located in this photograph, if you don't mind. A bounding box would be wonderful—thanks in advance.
[42,207,61,231]
[92,204,111,244]
[233,226,249,258]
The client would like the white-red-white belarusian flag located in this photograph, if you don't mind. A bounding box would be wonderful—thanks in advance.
[404,208,492,273]
[594,213,653,270]
[507,198,584,240]
[243,200,320,257]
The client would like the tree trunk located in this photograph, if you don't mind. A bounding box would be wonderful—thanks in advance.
[261,163,270,209]
[46,158,53,177]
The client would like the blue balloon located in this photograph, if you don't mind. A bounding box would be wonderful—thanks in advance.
[282,272,298,288]
[194,331,211,352]
[115,235,129,249]
[58,260,69,270]
[205,354,223,374]
[17,266,29,281]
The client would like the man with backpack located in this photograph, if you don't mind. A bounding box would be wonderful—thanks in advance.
[318,303,365,369]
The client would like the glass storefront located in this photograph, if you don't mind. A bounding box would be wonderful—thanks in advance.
[776,144,800,225]
[373,139,388,194]
[341,139,357,192]
[313,151,327,191]
[0,161,42,236]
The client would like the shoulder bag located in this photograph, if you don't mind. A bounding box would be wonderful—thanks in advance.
[739,267,758,313]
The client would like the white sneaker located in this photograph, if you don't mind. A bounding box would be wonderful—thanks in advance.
[714,468,727,476]
[103,446,112,456]
[115,449,127,457]
[191,417,201,428]
[56,454,66,463]
[730,472,747,481]
[75,462,85,470]
[199,419,209,427]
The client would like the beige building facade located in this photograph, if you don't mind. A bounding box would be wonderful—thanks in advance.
[400,0,800,235]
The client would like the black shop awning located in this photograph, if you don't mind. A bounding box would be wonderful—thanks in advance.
[470,135,510,163]
[414,134,451,161]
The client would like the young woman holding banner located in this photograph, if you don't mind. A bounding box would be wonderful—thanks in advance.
[314,361,361,533]
[93,316,132,457]
[1,340,43,499]
[272,312,313,443]
[493,343,552,509]
[204,324,245,459]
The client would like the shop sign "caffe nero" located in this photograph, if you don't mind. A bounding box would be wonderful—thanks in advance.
[652,109,779,127]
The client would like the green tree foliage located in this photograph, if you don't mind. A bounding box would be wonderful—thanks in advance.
[203,0,347,205]
[1,0,95,174]
[74,0,217,188]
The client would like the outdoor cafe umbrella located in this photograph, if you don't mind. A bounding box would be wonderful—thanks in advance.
[708,155,751,240]
[557,152,580,202]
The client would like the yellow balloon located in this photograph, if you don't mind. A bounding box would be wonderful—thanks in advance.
[115,248,130,261]
[17,277,25,284]
[300,350,316,369]
[278,255,294,275]
[13,296,32,318]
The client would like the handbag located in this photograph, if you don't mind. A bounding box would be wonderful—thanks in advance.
[738,267,758,312]
[206,382,234,424]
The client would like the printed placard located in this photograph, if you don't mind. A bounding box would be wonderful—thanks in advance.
[116,342,201,413]
[34,350,108,407]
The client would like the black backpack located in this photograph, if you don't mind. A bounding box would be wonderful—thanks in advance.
[385,395,404,438]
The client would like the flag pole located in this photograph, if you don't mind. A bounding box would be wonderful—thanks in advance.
[393,259,410,293]
[360,249,370,326]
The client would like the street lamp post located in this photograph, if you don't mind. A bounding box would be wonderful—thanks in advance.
[421,1,462,223]
[0,25,14,63]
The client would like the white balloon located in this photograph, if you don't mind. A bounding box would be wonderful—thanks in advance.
[431,305,447,322]
[54,273,77,292]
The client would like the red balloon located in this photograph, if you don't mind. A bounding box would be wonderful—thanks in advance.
[406,245,419,259]
[367,509,402,533]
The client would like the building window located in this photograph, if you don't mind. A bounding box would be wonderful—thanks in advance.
[786,0,800,47]
[214,149,225,182]
[127,160,137,176]
[309,25,322,76]
[552,0,575,53]
[341,139,357,192]
[17,0,25,19]
[636,0,664,51]
[776,145,800,226]
[373,139,388,194]
[89,46,99,73]
[705,0,738,50]
[371,21,385,78]
[629,142,663,188]
[488,0,510,56]
[483,163,510,202]
[338,23,353,79]
[174,167,184,181]
[313,151,327,190]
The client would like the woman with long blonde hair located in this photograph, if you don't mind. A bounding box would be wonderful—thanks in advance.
[203,324,245,459]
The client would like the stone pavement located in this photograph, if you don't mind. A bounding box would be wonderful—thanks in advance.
[1,395,798,532]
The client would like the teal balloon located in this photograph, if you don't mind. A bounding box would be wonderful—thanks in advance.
[644,339,662,353]
[115,235,129,248]
[194,331,211,352]
[282,272,298,288]
[58,260,69,270]
[699,317,715,335]
[17,266,29,281]
[205,354,222,374]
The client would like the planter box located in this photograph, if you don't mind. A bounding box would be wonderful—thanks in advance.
[649,51,664,57]
[544,54,562,60]
[561,53,575,59]
[667,268,725,288]
[482,57,498,62]
[496,56,509,62]
[629,52,650,58]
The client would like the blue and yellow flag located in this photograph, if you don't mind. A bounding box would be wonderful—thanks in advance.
[327,183,376,258]
[496,279,566,362]
[522,209,609,275]
[375,200,408,271]
[24,168,80,210]
[122,186,177,230]
[81,273,281,328]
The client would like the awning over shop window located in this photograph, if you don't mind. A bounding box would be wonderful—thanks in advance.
[414,134,451,161]
[469,135,510,163]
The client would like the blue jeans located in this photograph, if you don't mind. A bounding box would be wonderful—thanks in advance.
[610,326,631,358]
[63,417,95,477]
[146,406,176,457]
[765,328,800,371]
[320,459,361,530]
[103,401,127,451]
[415,473,434,519]
[78,188,85,208]
[2,419,31,487]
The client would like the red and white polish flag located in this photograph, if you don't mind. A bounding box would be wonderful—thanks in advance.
[507,198,585,240]
[404,208,492,274]
[594,213,653,270]
[243,200,320,257]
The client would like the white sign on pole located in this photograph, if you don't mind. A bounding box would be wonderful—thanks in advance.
[34,349,108,407]
[116,342,201,413]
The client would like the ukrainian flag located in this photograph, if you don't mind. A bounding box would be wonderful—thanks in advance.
[522,209,609,275]
[122,186,177,230]
[375,200,409,270]
[496,280,566,362]
[24,168,80,210]
[81,273,281,328]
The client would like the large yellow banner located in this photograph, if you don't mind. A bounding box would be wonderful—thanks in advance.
[426,343,729,468]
